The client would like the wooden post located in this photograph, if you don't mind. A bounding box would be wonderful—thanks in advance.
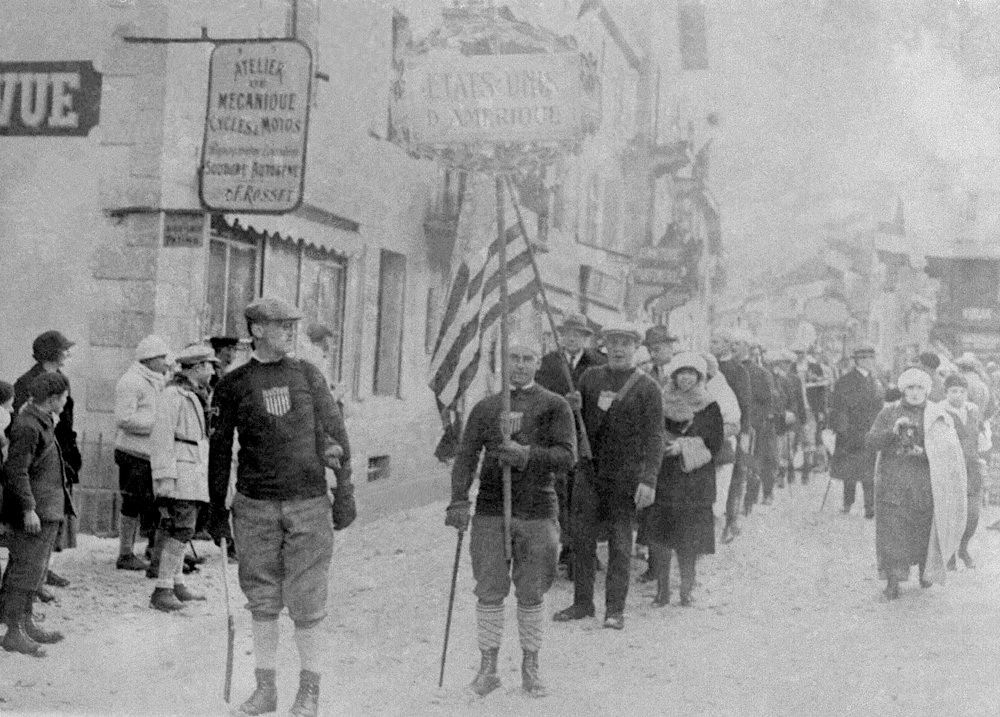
[495,175,512,562]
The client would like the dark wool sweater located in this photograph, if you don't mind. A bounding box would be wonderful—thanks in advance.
[209,357,350,502]
[451,384,576,520]
[1,403,75,526]
[13,364,82,482]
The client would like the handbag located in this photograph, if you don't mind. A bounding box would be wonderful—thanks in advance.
[677,436,712,473]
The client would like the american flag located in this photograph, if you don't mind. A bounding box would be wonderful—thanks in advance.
[428,175,540,457]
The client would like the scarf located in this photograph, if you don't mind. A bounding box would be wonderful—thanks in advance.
[662,380,714,424]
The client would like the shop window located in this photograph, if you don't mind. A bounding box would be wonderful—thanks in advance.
[373,249,407,396]
[206,231,260,338]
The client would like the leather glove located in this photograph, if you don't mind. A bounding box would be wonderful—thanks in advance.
[445,500,471,531]
[634,484,655,511]
[331,482,357,530]
[491,439,530,470]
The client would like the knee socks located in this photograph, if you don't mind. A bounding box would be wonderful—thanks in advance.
[476,602,504,651]
[154,537,185,590]
[516,603,543,653]
[293,623,324,674]
[252,617,280,671]
[119,515,139,556]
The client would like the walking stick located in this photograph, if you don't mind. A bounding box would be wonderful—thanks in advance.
[219,538,235,703]
[438,527,465,688]
[820,474,833,511]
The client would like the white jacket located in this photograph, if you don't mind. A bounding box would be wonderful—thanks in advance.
[114,362,166,458]
[708,372,742,437]
[149,381,210,502]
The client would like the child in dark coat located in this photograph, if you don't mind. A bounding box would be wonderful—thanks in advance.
[0,371,74,656]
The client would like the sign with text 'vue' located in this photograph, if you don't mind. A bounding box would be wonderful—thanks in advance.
[0,61,102,136]
[200,40,311,214]
[402,53,582,145]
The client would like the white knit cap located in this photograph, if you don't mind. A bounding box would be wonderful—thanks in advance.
[667,351,708,379]
[135,335,169,361]
[897,367,932,391]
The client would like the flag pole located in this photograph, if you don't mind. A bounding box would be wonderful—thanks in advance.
[495,174,513,562]
[503,176,592,460]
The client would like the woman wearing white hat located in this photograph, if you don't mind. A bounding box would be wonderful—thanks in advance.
[865,367,967,600]
[646,352,724,607]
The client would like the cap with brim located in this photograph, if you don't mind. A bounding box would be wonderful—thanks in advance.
[135,335,170,361]
[209,336,240,351]
[175,344,219,366]
[852,346,876,359]
[601,323,642,343]
[245,297,304,323]
[558,313,594,335]
[643,325,678,347]
[898,367,932,391]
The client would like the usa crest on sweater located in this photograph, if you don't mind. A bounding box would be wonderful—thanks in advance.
[262,386,291,417]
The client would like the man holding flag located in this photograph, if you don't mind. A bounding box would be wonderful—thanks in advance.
[445,336,576,697]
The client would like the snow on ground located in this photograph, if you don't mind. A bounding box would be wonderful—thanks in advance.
[3,472,1000,716]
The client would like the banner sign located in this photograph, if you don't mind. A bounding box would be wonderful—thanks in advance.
[0,61,102,136]
[400,52,582,145]
[200,40,312,214]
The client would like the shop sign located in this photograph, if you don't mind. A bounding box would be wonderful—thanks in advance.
[163,212,205,248]
[400,53,582,145]
[200,40,312,214]
[0,61,102,136]
[632,264,687,287]
[961,307,994,323]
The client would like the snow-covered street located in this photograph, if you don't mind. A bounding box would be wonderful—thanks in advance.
[3,472,1000,716]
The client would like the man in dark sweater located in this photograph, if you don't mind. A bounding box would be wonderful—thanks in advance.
[711,331,752,543]
[209,297,354,717]
[534,313,605,575]
[446,338,576,697]
[742,341,781,509]
[553,323,663,631]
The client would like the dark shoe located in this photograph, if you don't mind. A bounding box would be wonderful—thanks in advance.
[679,593,694,607]
[919,578,932,589]
[864,510,875,519]
[45,570,70,588]
[236,668,278,715]
[184,552,206,567]
[470,648,501,697]
[1,590,46,657]
[762,496,773,506]
[289,670,320,717]
[149,587,185,612]
[35,587,56,603]
[947,555,957,572]
[652,589,670,608]
[552,604,594,622]
[173,583,206,602]
[116,553,149,571]
[602,613,624,630]
[145,566,158,580]
[883,583,900,600]
[24,596,64,644]
[959,549,975,569]
[637,567,656,584]
[988,520,1000,532]
[841,506,852,514]
[521,650,546,696]
[721,522,740,544]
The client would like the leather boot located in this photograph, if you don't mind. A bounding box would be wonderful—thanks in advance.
[235,668,277,715]
[651,545,671,607]
[521,650,547,696]
[1,589,46,657]
[288,670,320,717]
[679,553,696,606]
[470,648,501,697]
[24,592,64,644]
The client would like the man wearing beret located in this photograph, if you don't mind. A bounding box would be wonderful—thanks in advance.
[147,344,218,612]
[829,346,884,518]
[553,323,663,630]
[209,297,354,717]
[534,313,606,577]
[446,337,576,696]
[12,331,82,592]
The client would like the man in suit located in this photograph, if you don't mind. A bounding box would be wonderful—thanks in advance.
[829,346,884,518]
[535,313,606,575]
[640,325,679,387]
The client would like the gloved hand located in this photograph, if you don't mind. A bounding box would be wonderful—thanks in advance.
[634,483,655,510]
[491,439,530,470]
[445,500,471,531]
[331,482,357,530]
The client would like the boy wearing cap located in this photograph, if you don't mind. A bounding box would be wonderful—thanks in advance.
[114,335,171,570]
[553,323,664,630]
[0,371,74,656]
[147,345,217,611]
[829,347,884,518]
[210,297,353,717]
[446,338,576,696]
[13,330,82,589]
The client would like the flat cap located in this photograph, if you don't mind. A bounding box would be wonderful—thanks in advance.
[135,335,170,361]
[244,297,303,323]
[643,325,678,347]
[175,344,219,366]
[558,313,594,335]
[209,336,240,351]
[601,321,643,343]
[852,346,876,359]
[32,330,74,361]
